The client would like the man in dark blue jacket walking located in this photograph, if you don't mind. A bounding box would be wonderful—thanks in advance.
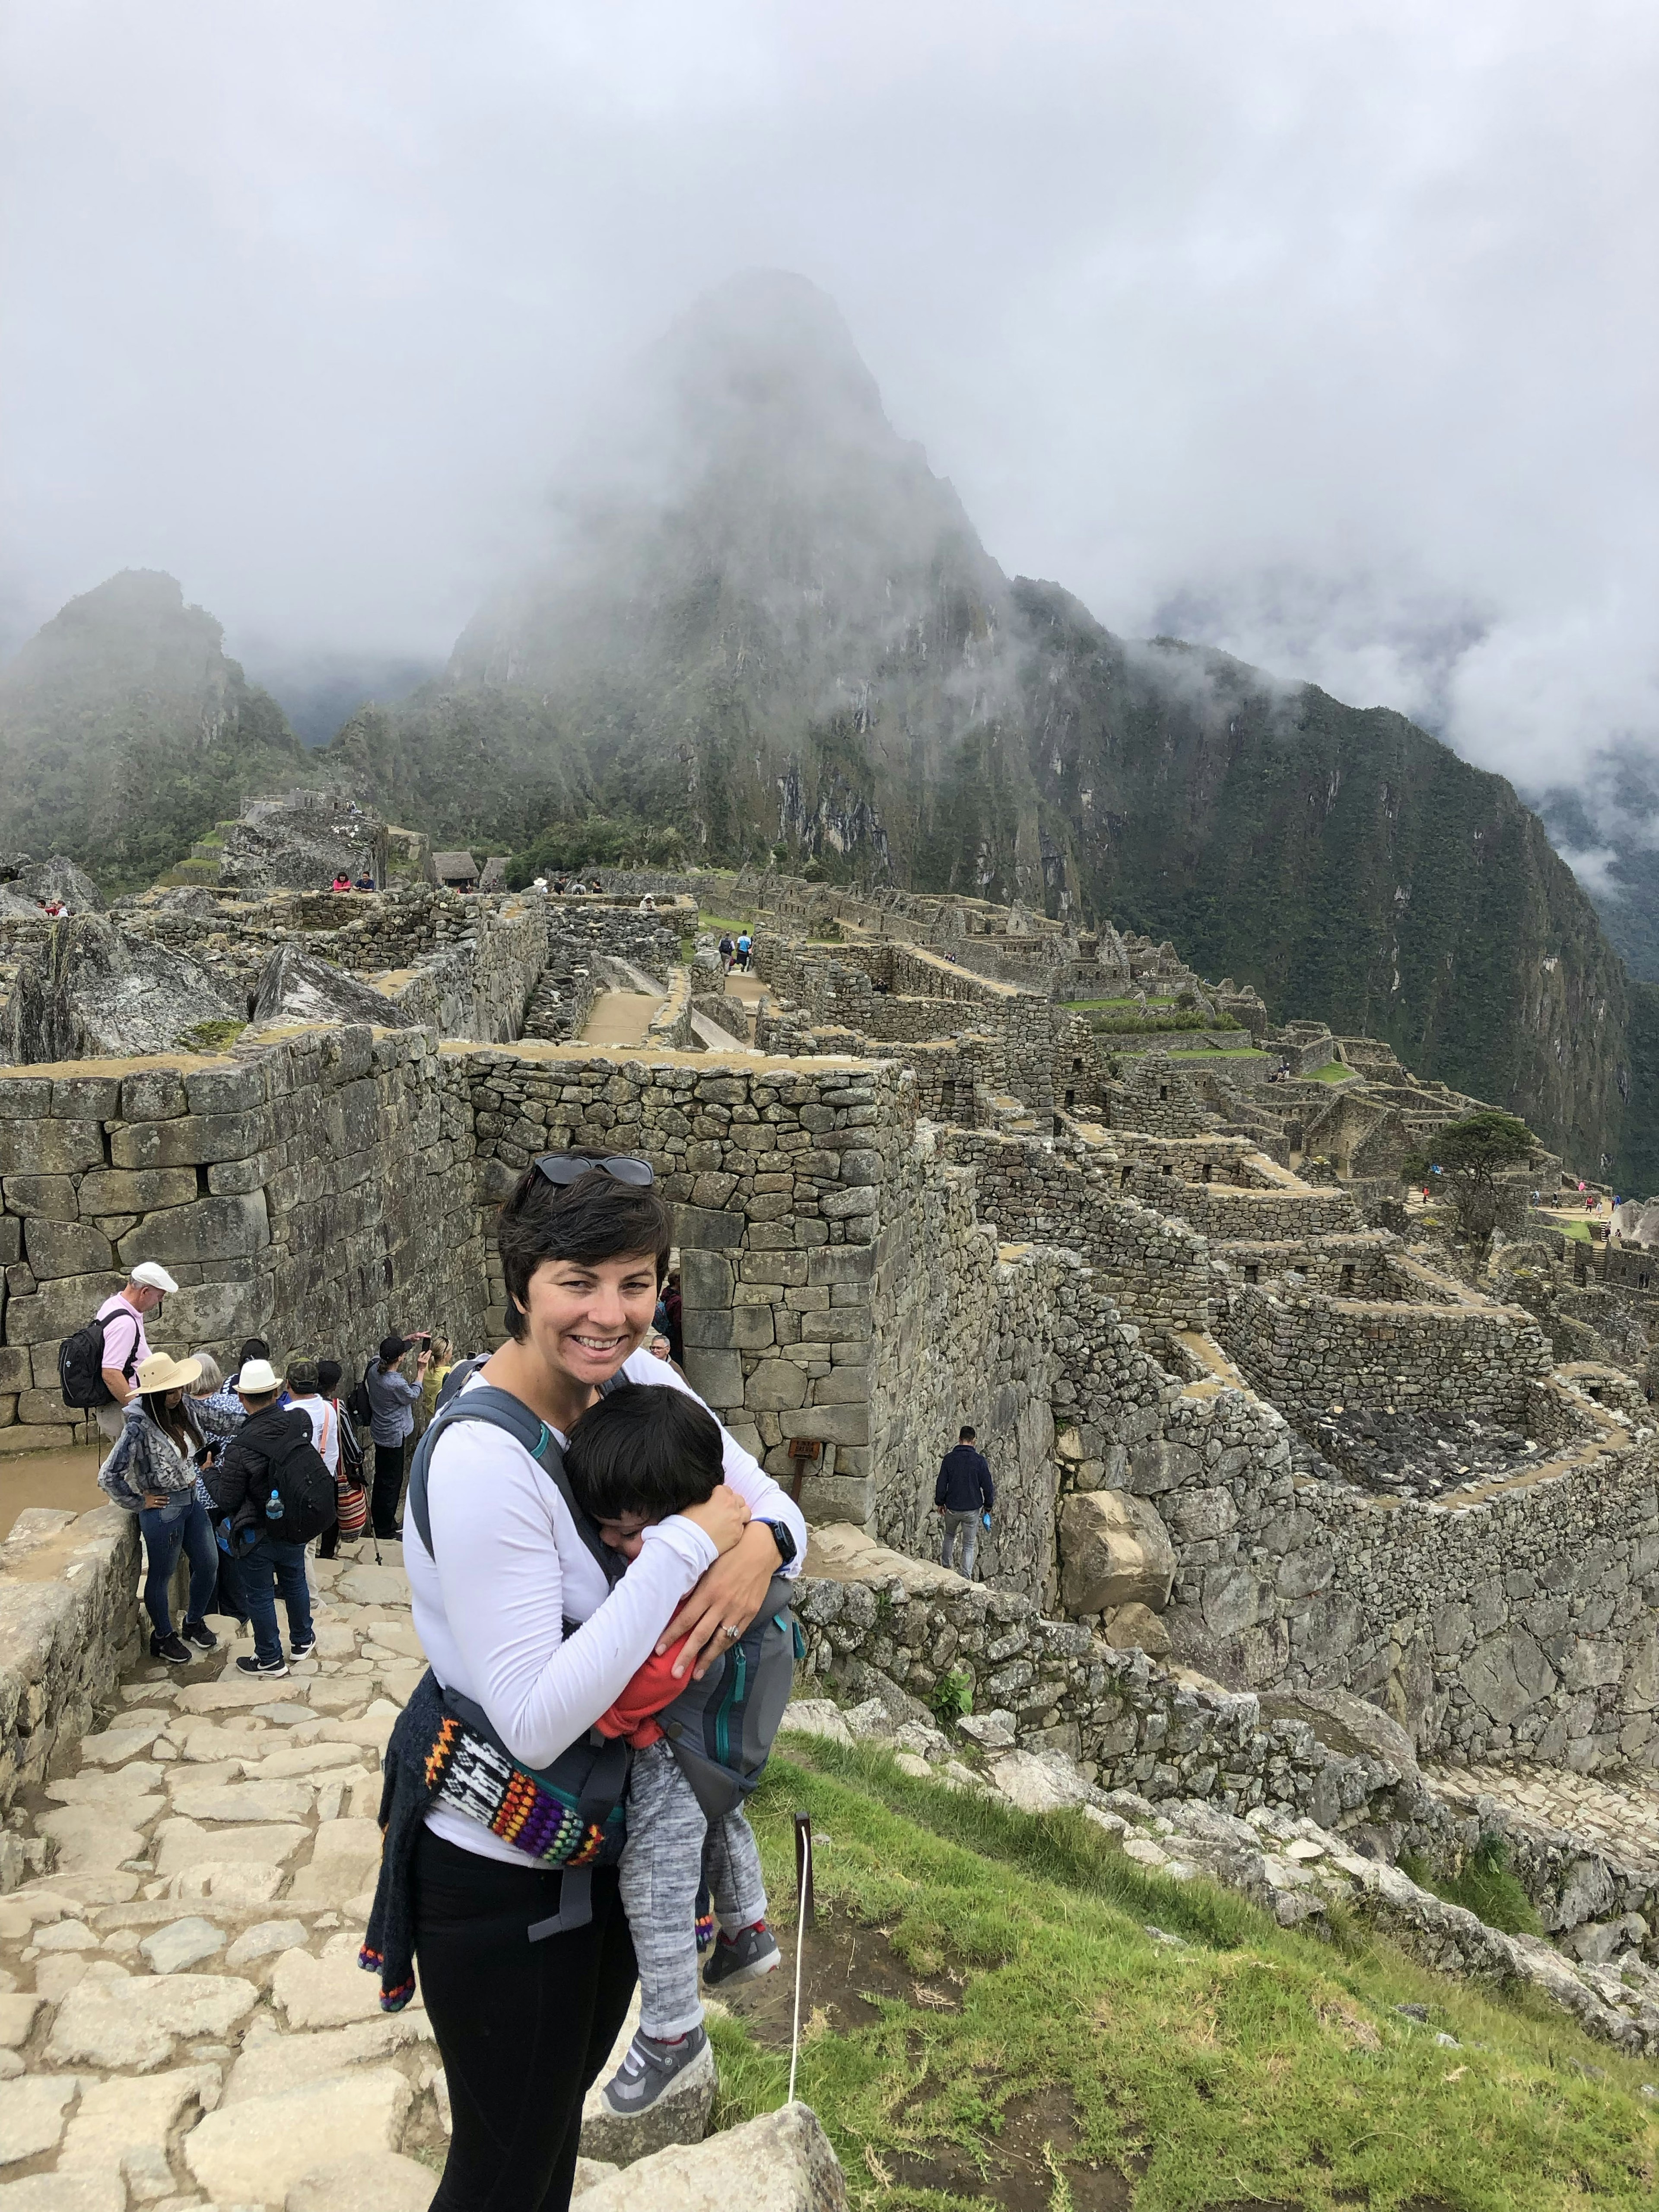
[935,1424,994,1578]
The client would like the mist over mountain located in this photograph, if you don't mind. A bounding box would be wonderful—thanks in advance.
[238,648,442,749]
[326,271,1653,1179]
[0,570,305,890]
[5,274,1654,1179]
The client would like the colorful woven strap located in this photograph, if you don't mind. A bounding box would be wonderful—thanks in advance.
[429,1714,608,1866]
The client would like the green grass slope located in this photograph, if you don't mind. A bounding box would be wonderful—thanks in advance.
[716,1742,1659,2211]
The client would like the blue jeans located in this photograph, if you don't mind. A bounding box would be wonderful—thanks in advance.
[239,1535,313,1666]
[139,1497,218,1639]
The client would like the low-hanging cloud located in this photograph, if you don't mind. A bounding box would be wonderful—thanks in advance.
[1,0,1656,807]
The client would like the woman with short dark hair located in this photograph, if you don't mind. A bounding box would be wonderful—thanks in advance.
[367,1150,807,2212]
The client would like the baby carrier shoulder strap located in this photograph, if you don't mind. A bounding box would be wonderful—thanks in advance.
[406,1382,620,1583]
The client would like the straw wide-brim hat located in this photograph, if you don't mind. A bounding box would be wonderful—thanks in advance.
[133,1350,203,1395]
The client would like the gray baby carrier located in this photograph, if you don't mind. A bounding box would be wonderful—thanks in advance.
[408,1382,800,1821]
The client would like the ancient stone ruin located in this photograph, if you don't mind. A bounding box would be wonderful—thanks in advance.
[6,823,1659,2193]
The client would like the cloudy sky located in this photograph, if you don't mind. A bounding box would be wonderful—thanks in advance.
[2,0,1655,801]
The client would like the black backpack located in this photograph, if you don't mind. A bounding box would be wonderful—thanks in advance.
[249,1421,337,1544]
[59,1310,129,1408]
[346,1357,375,1428]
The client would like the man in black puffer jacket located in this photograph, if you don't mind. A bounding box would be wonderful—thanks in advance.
[204,1357,322,1678]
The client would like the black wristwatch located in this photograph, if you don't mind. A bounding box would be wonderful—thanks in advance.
[758,1517,797,1568]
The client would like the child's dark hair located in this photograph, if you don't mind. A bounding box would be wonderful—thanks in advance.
[564,1385,724,1522]
[496,1150,672,1342]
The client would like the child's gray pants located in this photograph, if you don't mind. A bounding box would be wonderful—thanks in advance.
[622,1739,767,2038]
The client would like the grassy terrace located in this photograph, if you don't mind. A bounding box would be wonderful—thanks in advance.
[1305,1062,1357,1084]
[716,1742,1659,2210]
[1062,996,1182,1011]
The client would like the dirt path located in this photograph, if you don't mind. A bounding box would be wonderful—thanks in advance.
[579,989,661,1047]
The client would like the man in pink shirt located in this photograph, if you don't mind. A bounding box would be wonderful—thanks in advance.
[92,1263,180,1441]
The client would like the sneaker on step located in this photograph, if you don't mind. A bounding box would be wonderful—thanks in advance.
[289,1634,317,1659]
[235,1653,289,1678]
[702,1920,781,1990]
[600,2024,709,2116]
[149,1630,194,1666]
[181,1618,217,1652]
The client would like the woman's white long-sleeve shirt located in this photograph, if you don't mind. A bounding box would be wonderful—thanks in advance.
[404,1348,808,1866]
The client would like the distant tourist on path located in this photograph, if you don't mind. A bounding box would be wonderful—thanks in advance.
[718,933,734,972]
[735,931,752,971]
[204,1357,325,1678]
[316,1357,368,1558]
[96,1348,220,1666]
[363,1149,805,2212]
[365,1332,432,1538]
[286,1355,341,1591]
[89,1263,180,1443]
[936,1424,994,1578]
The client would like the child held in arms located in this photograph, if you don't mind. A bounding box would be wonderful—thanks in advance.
[563,1384,789,2116]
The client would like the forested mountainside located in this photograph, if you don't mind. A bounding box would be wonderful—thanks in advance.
[3,279,1651,1179]
[0,571,306,892]
[325,273,1652,1181]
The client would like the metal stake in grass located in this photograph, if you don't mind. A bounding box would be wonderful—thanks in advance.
[787,1809,815,2107]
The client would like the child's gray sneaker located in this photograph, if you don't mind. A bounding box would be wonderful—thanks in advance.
[601,2023,709,2115]
[702,1920,781,1990]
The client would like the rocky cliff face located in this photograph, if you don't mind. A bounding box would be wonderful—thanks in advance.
[340,274,1651,1181]
[0,570,306,892]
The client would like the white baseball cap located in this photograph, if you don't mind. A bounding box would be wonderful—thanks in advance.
[236,1358,283,1395]
[128,1262,179,1295]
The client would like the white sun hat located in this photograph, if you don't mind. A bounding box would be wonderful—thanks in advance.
[236,1358,283,1395]
[132,1349,202,1395]
[128,1262,179,1294]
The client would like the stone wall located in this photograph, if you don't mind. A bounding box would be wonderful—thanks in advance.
[1146,1182,1366,1241]
[0,1505,143,1837]
[0,1029,486,1444]
[1213,1278,1554,1421]
[939,1128,1213,1334]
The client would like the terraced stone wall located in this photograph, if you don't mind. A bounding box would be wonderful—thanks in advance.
[0,1026,485,1448]
[1213,1278,1553,1421]
[939,1128,1212,1333]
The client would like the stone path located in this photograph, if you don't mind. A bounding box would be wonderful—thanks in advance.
[0,1542,620,2210]
[1431,1760,1659,1874]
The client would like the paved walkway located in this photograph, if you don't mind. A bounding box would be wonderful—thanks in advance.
[580,989,663,1047]
[0,1545,482,2207]
[1430,1759,1659,1872]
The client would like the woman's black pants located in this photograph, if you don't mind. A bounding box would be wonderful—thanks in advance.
[414,1829,638,2212]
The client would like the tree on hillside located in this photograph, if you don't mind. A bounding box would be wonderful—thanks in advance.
[1402,1110,1536,1243]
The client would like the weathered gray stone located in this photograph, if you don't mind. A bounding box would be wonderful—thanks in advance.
[48,1972,257,2069]
[117,1192,271,1268]
[286,2151,438,2211]
[3,914,242,1065]
[20,1218,113,1282]
[184,2066,413,2203]
[0,2073,80,2164]
[1058,1491,1175,1615]
[572,2102,846,2211]
[138,1916,226,1974]
[76,1166,198,1216]
[224,1918,311,1969]
[250,945,401,1031]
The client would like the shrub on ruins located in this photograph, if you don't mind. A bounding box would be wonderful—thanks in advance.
[1401,1110,1536,1243]
[929,1667,973,1724]
[1399,1834,1542,1937]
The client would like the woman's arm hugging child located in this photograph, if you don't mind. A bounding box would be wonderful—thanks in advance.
[564,1385,785,2116]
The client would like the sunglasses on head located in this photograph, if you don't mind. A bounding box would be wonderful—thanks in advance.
[533,1153,656,1190]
